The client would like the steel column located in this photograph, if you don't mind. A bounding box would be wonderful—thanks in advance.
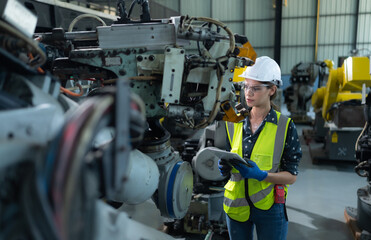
[353,0,360,51]
[274,0,282,65]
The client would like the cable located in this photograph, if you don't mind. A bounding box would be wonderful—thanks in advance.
[181,16,235,57]
[179,16,235,129]
[127,0,137,18]
[28,52,45,74]
[63,96,114,236]
[0,19,46,68]
[68,13,107,32]
[60,83,84,97]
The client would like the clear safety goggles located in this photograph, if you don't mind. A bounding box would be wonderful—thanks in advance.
[243,84,271,94]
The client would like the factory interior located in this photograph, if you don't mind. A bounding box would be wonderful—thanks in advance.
[0,0,370,239]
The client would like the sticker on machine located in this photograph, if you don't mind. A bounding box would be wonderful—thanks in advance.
[104,57,122,66]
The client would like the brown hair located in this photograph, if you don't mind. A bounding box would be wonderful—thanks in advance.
[267,83,280,111]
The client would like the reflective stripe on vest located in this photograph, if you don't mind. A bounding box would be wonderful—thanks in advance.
[272,114,289,171]
[223,111,290,221]
[230,172,243,182]
[224,197,249,207]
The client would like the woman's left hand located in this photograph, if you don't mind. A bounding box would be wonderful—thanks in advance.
[234,160,268,181]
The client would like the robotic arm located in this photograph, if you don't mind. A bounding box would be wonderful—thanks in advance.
[312,57,371,122]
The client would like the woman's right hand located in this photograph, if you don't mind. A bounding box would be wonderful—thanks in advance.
[218,159,232,176]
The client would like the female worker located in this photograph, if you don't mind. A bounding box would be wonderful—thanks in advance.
[218,56,302,240]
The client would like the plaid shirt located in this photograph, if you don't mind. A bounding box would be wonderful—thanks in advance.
[241,108,301,175]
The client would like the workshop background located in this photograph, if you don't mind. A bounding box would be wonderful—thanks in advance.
[1,0,371,240]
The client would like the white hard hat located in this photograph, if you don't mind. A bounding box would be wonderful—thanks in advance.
[238,56,283,86]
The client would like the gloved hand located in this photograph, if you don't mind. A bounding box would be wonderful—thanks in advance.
[218,159,232,176]
[234,160,268,181]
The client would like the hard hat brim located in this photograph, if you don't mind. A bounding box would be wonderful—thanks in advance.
[238,74,283,87]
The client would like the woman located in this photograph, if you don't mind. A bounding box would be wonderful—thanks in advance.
[218,56,302,240]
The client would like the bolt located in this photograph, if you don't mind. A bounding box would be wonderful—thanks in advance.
[137,55,143,62]
[149,55,155,61]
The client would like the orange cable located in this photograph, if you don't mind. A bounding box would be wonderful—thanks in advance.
[60,83,84,97]
[28,52,45,74]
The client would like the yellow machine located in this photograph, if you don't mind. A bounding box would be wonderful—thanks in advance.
[312,57,371,122]
[310,56,371,162]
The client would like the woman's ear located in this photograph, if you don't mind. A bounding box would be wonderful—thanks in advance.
[269,85,277,96]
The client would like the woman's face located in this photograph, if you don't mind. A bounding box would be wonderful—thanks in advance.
[244,78,275,108]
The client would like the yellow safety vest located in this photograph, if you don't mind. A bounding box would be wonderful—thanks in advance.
[223,111,290,222]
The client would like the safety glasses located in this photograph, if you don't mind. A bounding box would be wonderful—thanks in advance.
[243,84,270,94]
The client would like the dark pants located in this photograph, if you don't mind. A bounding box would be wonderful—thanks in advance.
[226,203,288,240]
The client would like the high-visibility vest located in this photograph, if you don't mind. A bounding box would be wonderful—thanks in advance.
[223,111,290,222]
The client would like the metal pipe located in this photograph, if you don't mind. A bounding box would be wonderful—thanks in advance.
[65,31,98,41]
[314,0,320,62]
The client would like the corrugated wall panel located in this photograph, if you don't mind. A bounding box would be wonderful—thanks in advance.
[254,48,274,59]
[224,22,244,35]
[360,0,371,11]
[244,0,275,60]
[317,44,353,67]
[281,47,315,74]
[245,20,275,48]
[212,0,244,21]
[152,0,179,12]
[358,13,371,47]
[280,0,316,74]
[283,0,314,17]
[321,0,354,14]
[356,44,371,56]
[316,0,357,68]
[180,0,211,17]
[318,15,355,44]
[245,0,275,20]
[282,18,315,46]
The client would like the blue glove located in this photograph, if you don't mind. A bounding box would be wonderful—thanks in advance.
[218,159,232,176]
[234,160,268,181]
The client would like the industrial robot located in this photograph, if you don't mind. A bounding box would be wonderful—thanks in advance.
[0,0,256,239]
[310,56,371,163]
[284,61,327,124]
[345,92,371,239]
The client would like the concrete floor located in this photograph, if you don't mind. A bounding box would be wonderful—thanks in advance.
[286,124,366,240]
